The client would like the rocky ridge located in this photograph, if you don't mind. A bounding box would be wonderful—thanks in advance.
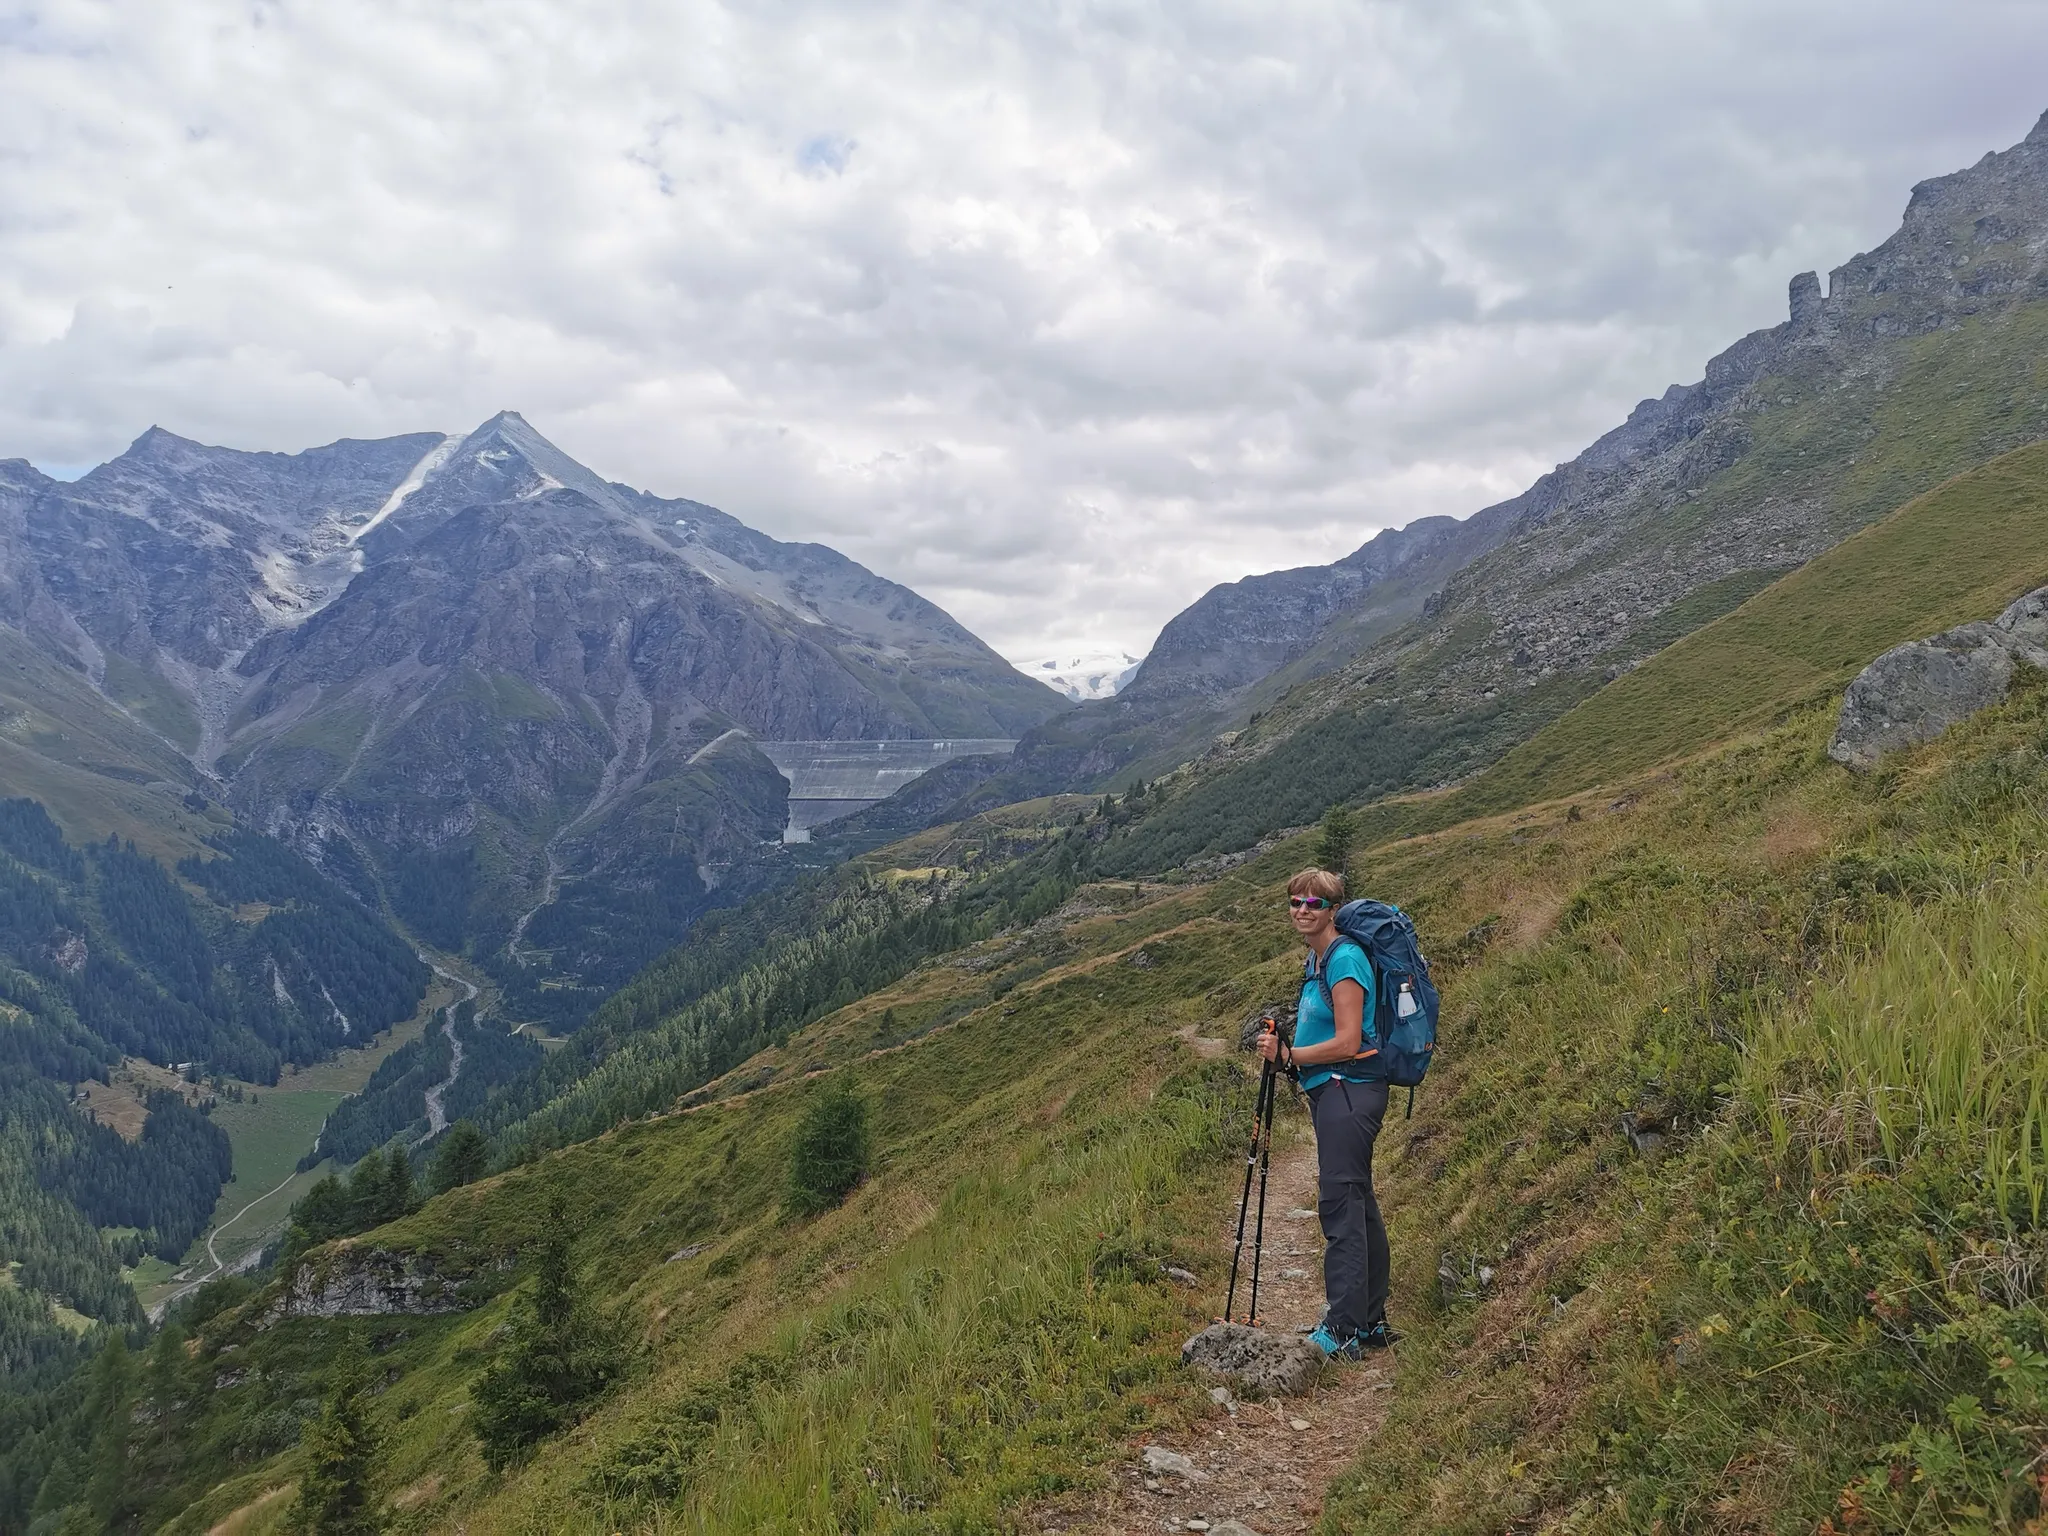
[276,1243,495,1319]
[1332,109,2048,722]
[1124,514,1512,706]
[1024,107,2048,838]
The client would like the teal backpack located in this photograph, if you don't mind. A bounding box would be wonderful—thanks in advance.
[1306,899,1440,1115]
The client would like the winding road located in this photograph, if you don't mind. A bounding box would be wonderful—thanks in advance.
[148,1166,302,1321]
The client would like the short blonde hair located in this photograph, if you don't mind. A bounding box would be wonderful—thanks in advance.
[1287,867,1346,903]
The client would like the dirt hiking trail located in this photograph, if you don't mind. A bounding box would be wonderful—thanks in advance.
[1031,1107,1396,1535]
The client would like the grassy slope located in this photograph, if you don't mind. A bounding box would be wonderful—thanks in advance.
[164,873,1294,1534]
[1327,693,2048,1532]
[0,627,218,862]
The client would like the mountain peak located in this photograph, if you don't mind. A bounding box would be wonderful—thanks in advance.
[439,410,628,517]
[125,424,200,457]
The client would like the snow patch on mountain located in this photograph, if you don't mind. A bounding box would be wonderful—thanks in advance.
[348,433,460,545]
[1013,651,1143,702]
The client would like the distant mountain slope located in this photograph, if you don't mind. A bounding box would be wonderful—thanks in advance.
[991,510,1514,794]
[1079,106,2048,871]
[1128,513,1506,705]
[0,797,427,1381]
[0,412,1063,1012]
[1398,435,2048,832]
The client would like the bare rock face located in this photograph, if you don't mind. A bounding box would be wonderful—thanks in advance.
[1237,1003,1297,1052]
[1180,1322,1324,1397]
[279,1246,472,1319]
[1829,585,2048,770]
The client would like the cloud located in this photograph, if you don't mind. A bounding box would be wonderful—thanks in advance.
[2,0,2046,660]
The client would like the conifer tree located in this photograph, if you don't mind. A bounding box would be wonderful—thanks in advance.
[292,1366,378,1535]
[29,1448,85,1528]
[1316,804,1356,887]
[471,1196,620,1469]
[784,1075,870,1216]
[375,1147,415,1225]
[145,1320,188,1457]
[430,1120,490,1194]
[82,1334,135,1528]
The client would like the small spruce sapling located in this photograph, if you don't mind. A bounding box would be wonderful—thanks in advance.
[1316,805,1356,887]
[785,1075,871,1217]
[292,1354,378,1535]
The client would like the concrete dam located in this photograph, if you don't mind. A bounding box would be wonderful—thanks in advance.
[753,739,1017,840]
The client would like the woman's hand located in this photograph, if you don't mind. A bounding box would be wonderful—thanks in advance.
[1256,1030,1282,1063]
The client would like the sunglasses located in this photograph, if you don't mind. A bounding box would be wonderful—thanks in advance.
[1287,896,1331,911]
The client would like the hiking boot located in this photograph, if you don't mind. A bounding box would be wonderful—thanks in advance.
[1306,1323,1363,1361]
[1356,1320,1402,1350]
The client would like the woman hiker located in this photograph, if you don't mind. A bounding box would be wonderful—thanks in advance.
[1255,866,1398,1358]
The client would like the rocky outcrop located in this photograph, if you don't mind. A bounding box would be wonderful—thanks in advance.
[277,1245,479,1319]
[1829,586,2048,770]
[1180,1322,1324,1397]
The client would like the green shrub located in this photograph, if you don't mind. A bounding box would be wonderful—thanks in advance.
[784,1075,871,1217]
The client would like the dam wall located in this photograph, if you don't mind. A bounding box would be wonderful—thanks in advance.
[753,739,1017,840]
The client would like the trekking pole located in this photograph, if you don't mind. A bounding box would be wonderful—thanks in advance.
[1245,1033,1280,1326]
[1223,1018,1278,1325]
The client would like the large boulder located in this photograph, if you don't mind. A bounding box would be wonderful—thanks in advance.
[1828,586,2048,771]
[1180,1322,1324,1396]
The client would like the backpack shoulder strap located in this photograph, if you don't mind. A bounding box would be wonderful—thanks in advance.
[1307,936,1368,1009]
[1321,934,1368,978]
[1304,947,1332,1010]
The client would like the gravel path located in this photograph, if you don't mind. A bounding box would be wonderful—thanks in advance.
[1031,1099,1396,1535]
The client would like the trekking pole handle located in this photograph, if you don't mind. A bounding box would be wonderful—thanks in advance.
[1260,1014,1288,1075]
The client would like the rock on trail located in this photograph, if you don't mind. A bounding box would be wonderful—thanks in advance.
[1181,1323,1325,1397]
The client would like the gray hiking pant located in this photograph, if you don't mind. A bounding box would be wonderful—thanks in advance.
[1307,1076,1390,1338]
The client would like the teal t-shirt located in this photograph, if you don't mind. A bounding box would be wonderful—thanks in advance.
[1294,938,1378,1091]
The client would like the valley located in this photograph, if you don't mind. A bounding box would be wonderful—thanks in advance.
[78,953,473,1320]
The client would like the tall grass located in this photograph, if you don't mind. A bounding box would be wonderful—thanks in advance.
[1751,877,2048,1230]
[562,1064,1239,1534]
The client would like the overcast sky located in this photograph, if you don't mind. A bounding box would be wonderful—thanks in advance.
[3,3,2046,663]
